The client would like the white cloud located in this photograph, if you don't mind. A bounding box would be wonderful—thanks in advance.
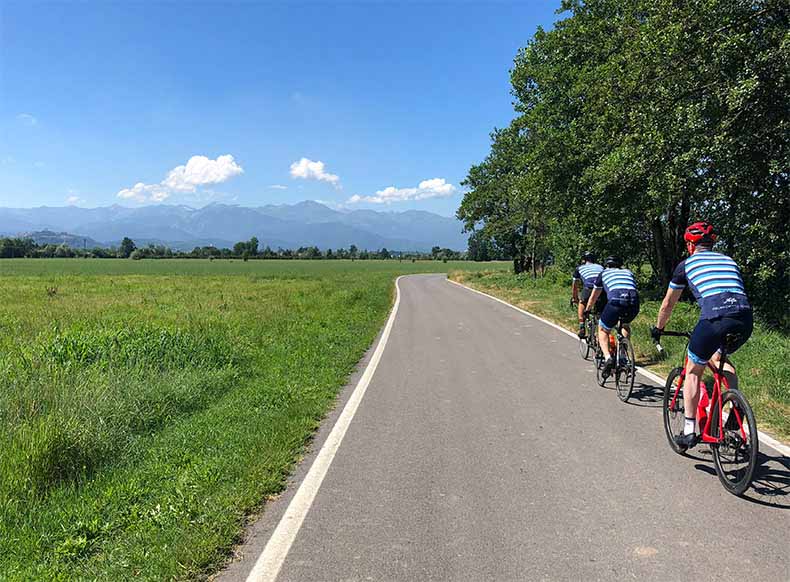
[162,154,243,192]
[65,194,85,206]
[16,113,38,126]
[117,154,243,203]
[347,178,457,204]
[289,158,340,188]
[269,184,288,190]
[117,182,170,203]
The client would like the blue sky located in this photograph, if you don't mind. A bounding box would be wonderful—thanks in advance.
[1,1,560,216]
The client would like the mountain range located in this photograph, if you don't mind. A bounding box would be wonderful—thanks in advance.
[0,201,468,251]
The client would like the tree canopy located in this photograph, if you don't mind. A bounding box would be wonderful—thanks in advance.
[458,0,788,328]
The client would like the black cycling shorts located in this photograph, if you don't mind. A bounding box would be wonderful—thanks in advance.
[581,287,606,312]
[599,299,640,331]
[688,311,753,365]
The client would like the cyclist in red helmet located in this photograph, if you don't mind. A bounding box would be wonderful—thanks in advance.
[651,221,753,450]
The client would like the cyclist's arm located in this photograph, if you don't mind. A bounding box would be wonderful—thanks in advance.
[657,261,688,329]
[586,287,602,311]
[571,268,581,302]
[656,287,683,329]
[586,272,604,311]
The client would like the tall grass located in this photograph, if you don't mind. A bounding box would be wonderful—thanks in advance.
[0,259,507,579]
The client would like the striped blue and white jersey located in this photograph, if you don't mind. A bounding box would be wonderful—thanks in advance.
[594,268,639,304]
[573,262,603,288]
[670,251,751,319]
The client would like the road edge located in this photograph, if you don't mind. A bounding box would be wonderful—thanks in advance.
[447,277,790,458]
[242,275,404,582]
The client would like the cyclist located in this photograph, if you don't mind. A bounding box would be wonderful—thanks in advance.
[571,251,604,338]
[652,221,753,450]
[585,256,640,378]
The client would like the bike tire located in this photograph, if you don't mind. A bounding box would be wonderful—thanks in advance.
[662,367,686,454]
[594,348,606,387]
[590,316,599,349]
[711,388,759,496]
[579,336,591,360]
[615,336,635,403]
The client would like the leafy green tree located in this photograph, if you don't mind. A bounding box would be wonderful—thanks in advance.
[118,237,136,258]
[461,0,788,325]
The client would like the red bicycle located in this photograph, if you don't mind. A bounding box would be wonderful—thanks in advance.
[656,330,758,496]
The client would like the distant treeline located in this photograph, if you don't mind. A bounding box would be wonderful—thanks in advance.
[458,0,788,329]
[0,236,469,262]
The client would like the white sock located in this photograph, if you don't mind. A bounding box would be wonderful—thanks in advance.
[684,417,696,435]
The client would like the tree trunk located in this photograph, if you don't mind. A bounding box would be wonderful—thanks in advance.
[530,236,537,278]
[676,192,690,267]
[651,219,671,287]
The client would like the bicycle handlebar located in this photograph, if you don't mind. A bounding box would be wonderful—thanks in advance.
[653,330,691,354]
[657,330,692,338]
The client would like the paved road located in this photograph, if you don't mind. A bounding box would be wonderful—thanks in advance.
[221,274,789,582]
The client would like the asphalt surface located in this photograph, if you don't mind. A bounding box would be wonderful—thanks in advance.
[220,274,790,582]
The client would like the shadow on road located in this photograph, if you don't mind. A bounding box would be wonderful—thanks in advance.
[626,382,663,407]
[691,451,790,508]
[743,453,790,508]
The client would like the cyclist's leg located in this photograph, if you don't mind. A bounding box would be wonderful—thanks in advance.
[683,318,721,438]
[708,310,753,375]
[620,301,639,339]
[578,287,592,336]
[598,301,618,360]
[681,358,706,439]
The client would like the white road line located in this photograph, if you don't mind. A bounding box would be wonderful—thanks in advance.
[448,277,790,458]
[246,276,404,582]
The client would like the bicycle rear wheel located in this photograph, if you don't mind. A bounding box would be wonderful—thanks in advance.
[711,388,759,496]
[662,367,686,454]
[615,337,635,402]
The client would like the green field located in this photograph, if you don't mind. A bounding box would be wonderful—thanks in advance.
[0,258,506,580]
[451,269,790,441]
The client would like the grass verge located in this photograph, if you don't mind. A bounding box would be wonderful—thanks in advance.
[449,269,790,442]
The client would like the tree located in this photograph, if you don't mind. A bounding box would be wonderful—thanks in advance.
[460,0,789,326]
[467,230,492,261]
[119,237,136,258]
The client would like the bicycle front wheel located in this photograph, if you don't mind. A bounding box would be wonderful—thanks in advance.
[579,335,591,360]
[615,337,635,402]
[662,367,686,455]
[594,348,606,387]
[711,388,759,496]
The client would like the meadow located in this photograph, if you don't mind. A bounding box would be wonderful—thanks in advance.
[0,258,506,580]
[450,269,790,441]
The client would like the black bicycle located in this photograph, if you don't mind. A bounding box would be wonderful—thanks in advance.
[577,307,599,361]
[595,322,636,402]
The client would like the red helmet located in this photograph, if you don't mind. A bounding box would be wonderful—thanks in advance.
[684,221,717,244]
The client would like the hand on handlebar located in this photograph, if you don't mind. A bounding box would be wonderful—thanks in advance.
[650,326,663,344]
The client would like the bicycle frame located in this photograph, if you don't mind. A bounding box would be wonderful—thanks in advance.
[667,343,746,446]
[585,311,600,349]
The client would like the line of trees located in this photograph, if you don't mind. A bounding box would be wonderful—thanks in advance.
[0,236,467,262]
[457,0,788,329]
